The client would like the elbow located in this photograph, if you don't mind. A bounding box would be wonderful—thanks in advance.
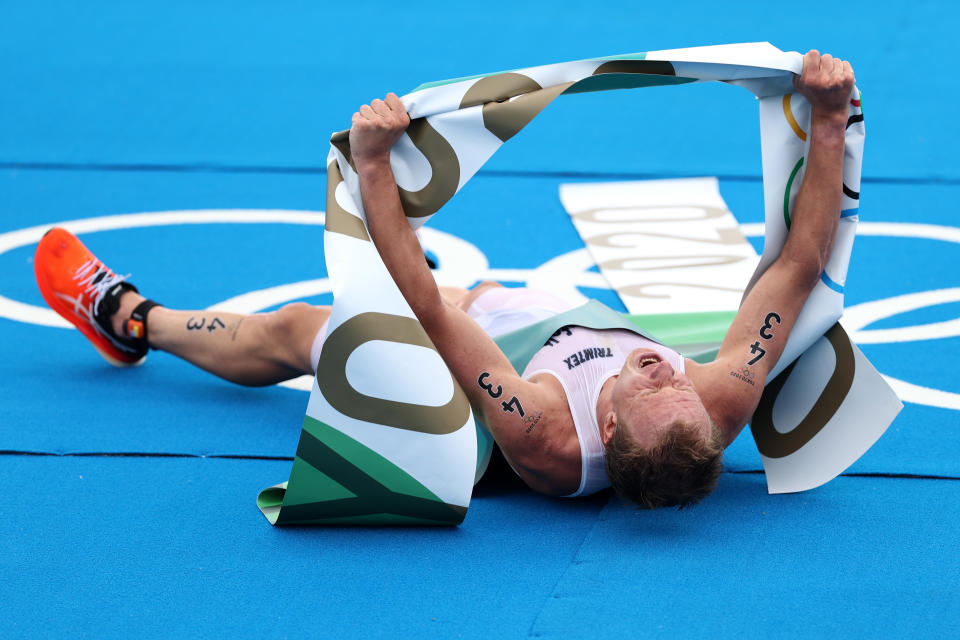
[779,243,825,289]
[414,297,454,335]
[501,436,546,476]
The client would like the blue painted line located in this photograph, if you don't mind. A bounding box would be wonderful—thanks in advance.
[820,271,844,293]
[841,207,859,218]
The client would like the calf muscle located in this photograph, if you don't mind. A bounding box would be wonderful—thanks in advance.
[149,303,329,386]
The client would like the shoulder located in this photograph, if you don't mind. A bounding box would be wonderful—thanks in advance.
[684,357,757,447]
[506,374,583,496]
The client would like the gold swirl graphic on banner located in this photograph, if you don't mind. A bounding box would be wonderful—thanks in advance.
[751,323,856,458]
[460,72,543,109]
[324,160,370,242]
[329,129,356,171]
[461,72,573,142]
[480,83,573,142]
[316,312,470,434]
[397,118,461,218]
[328,121,460,219]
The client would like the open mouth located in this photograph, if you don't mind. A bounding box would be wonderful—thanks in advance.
[637,353,661,368]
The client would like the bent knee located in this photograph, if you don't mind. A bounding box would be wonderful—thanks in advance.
[438,286,470,308]
[459,281,503,312]
[262,303,330,372]
[267,302,316,332]
[473,280,503,292]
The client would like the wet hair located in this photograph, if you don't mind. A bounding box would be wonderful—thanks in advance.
[603,419,723,509]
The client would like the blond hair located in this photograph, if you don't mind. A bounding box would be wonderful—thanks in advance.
[604,419,723,509]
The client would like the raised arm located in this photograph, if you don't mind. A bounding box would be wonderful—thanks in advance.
[691,51,856,446]
[348,94,566,490]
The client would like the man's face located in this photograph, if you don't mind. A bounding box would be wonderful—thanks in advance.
[610,348,712,448]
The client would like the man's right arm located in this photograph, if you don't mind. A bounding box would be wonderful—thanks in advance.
[691,51,856,446]
[347,95,572,492]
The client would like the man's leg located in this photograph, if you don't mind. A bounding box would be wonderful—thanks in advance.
[113,291,330,387]
[455,281,573,338]
[456,281,504,313]
[115,287,474,387]
[437,285,474,309]
[33,226,477,387]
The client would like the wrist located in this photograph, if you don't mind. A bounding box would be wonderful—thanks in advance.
[354,154,392,177]
[809,109,847,145]
[810,106,848,130]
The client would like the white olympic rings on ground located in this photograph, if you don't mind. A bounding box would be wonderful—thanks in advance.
[1,210,957,407]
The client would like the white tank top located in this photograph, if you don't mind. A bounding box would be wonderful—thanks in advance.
[521,325,686,497]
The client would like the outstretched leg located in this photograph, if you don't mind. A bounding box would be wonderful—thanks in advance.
[113,291,329,386]
[35,226,474,387]
[124,288,471,386]
[35,226,329,386]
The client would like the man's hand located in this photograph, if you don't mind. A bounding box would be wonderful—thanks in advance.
[348,93,411,173]
[794,50,856,121]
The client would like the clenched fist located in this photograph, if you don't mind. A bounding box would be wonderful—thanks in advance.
[795,50,856,116]
[348,93,411,172]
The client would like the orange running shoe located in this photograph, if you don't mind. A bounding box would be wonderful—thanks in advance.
[34,227,149,366]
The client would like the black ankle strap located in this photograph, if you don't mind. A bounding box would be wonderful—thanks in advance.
[123,299,163,347]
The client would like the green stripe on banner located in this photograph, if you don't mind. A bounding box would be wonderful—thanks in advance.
[564,74,696,94]
[269,417,466,526]
[300,416,448,502]
[626,310,736,345]
[626,310,736,363]
[595,52,648,61]
[280,456,356,506]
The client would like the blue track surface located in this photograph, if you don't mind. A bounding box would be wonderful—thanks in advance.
[1,2,958,638]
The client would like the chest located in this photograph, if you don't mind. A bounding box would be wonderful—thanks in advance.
[525,327,618,375]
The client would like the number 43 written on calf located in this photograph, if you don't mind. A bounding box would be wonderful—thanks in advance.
[478,372,526,417]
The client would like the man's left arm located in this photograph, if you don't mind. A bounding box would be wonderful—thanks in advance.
[689,51,855,446]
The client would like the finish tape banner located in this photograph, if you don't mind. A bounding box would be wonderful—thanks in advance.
[257,42,897,525]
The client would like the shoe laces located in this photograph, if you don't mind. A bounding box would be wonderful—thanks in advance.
[72,258,130,324]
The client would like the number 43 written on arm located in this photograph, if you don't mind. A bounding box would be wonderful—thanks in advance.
[748,312,782,365]
[478,372,526,417]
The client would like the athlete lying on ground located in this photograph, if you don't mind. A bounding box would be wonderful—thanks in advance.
[34,50,855,508]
